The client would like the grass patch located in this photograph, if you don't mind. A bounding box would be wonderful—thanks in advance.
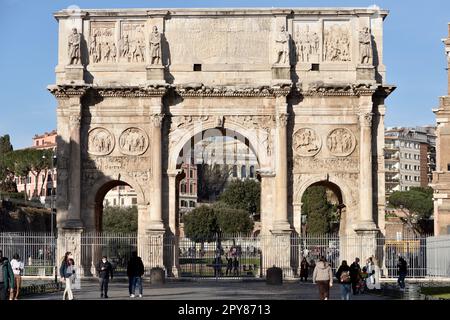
[420,286,450,299]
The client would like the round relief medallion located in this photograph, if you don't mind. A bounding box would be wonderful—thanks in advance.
[326,128,356,157]
[293,128,322,156]
[87,127,115,156]
[119,127,149,155]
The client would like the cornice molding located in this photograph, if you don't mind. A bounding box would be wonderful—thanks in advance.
[174,83,292,98]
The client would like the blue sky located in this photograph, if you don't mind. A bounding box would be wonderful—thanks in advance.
[0,0,448,149]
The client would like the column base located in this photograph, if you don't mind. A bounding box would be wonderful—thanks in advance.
[59,219,84,229]
[356,64,375,82]
[271,64,290,80]
[65,65,85,85]
[146,65,165,83]
[354,220,379,233]
[147,221,165,233]
[271,221,292,234]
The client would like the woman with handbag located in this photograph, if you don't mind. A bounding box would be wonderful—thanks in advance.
[59,252,75,300]
[365,256,380,290]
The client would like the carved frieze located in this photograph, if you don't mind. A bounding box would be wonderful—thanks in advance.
[293,157,359,173]
[83,156,151,171]
[323,21,351,62]
[119,21,146,63]
[326,128,356,157]
[87,127,114,156]
[293,128,321,156]
[119,128,149,156]
[90,22,116,64]
[175,84,291,98]
[171,115,210,130]
[294,22,320,63]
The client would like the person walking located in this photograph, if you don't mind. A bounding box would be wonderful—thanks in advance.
[397,256,408,290]
[226,249,233,276]
[300,257,309,282]
[349,257,361,295]
[96,255,113,298]
[0,250,15,301]
[312,256,333,300]
[335,260,352,300]
[10,253,24,300]
[59,252,75,300]
[127,251,144,298]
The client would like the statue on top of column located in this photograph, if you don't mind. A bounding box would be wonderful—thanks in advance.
[275,25,290,65]
[68,28,82,65]
[149,26,162,65]
[359,27,372,65]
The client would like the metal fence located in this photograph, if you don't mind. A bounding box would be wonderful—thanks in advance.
[0,232,447,280]
[0,232,56,276]
[426,234,450,278]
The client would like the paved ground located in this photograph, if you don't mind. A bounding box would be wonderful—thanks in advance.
[23,279,391,300]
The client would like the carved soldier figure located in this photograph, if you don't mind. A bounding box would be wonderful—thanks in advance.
[359,27,372,64]
[68,28,81,65]
[120,35,130,59]
[149,26,161,65]
[275,25,290,65]
[89,34,99,63]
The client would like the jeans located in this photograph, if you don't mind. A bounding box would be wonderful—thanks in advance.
[131,276,143,295]
[100,278,109,296]
[398,272,406,289]
[340,283,351,300]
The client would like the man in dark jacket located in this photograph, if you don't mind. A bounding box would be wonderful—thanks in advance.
[0,250,15,301]
[349,257,361,295]
[127,251,144,298]
[397,256,407,290]
[96,256,113,298]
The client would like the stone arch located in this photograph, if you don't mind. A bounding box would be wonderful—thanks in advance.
[85,175,148,232]
[294,174,358,236]
[168,119,270,171]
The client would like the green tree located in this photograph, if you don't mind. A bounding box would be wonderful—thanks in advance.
[183,205,219,242]
[388,187,433,235]
[196,163,231,202]
[102,206,138,233]
[0,135,13,155]
[301,186,335,234]
[213,202,254,235]
[218,179,260,215]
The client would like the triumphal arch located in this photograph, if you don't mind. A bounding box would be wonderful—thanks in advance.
[48,7,394,276]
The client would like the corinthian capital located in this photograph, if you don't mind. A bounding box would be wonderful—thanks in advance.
[277,113,289,127]
[152,113,164,127]
[358,112,373,127]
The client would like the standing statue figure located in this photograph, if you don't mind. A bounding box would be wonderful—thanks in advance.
[89,34,99,63]
[275,25,290,65]
[68,28,81,65]
[359,27,372,64]
[149,26,161,65]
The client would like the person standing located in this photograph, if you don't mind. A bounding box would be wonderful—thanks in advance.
[127,251,144,298]
[366,256,381,290]
[0,250,15,301]
[96,256,113,298]
[349,257,361,295]
[335,260,352,300]
[300,257,309,282]
[59,252,75,300]
[226,249,233,276]
[312,256,333,300]
[397,256,408,290]
[10,253,24,300]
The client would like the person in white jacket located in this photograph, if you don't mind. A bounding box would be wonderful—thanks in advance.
[10,253,24,300]
[313,256,333,300]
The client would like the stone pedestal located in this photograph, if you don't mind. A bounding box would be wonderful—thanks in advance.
[65,65,84,84]
[57,228,83,276]
[356,65,375,82]
[271,64,290,80]
[353,230,380,263]
[145,229,165,272]
[262,230,292,279]
[146,65,165,83]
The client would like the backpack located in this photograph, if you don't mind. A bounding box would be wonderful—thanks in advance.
[340,271,351,283]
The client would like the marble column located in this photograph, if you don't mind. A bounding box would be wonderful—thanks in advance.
[66,108,83,228]
[273,112,291,232]
[357,111,377,230]
[149,113,165,231]
[167,169,181,235]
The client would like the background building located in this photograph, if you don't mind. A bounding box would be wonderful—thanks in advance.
[432,24,450,235]
[103,185,138,207]
[384,126,436,196]
[15,130,57,204]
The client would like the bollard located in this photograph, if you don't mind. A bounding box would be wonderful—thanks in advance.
[266,265,283,285]
[150,267,165,285]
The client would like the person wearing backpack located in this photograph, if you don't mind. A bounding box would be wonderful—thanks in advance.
[335,260,352,300]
